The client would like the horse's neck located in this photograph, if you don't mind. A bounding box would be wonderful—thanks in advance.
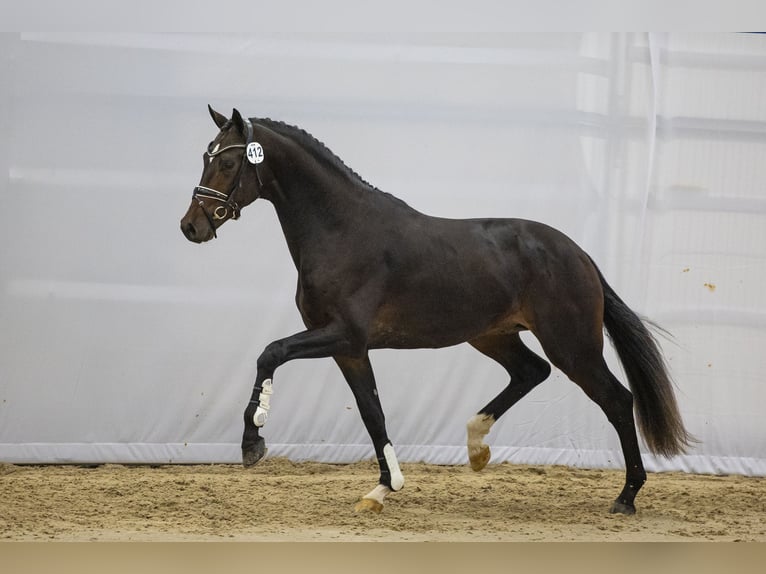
[265,160,366,268]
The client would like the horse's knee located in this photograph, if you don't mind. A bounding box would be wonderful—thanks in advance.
[257,341,285,373]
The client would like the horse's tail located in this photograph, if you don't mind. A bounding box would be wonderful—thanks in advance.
[594,263,695,457]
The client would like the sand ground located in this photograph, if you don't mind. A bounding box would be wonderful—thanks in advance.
[1,458,764,541]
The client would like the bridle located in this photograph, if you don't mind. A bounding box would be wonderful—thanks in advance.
[192,117,264,239]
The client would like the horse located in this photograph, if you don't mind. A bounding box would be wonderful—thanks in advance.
[180,106,694,515]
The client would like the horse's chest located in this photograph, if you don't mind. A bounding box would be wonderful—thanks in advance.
[295,273,337,327]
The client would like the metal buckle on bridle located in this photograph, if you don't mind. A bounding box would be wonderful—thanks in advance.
[192,118,259,238]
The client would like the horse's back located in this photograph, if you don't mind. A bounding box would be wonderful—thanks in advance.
[397,214,599,293]
[367,214,603,349]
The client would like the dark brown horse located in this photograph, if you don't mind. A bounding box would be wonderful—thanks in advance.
[180,107,694,515]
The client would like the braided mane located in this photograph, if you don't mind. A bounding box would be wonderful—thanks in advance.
[255,118,382,192]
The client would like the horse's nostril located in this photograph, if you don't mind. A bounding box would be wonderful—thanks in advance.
[181,220,197,240]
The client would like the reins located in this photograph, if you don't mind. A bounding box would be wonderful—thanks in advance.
[192,118,262,239]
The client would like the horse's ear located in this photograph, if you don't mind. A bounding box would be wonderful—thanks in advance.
[231,108,245,135]
[208,105,229,129]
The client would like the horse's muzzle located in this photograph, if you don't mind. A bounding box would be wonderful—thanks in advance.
[180,197,220,243]
[180,216,214,243]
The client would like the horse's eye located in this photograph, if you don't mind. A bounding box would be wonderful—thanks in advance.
[221,160,235,170]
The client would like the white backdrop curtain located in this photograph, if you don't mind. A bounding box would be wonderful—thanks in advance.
[1,33,764,476]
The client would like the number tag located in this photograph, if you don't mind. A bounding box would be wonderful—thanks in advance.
[247,142,264,164]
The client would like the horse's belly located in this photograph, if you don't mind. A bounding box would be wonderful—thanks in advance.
[367,297,524,349]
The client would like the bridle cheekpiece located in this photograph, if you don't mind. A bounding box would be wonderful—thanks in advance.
[192,117,262,238]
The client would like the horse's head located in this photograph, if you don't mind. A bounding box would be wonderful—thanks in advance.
[180,106,264,243]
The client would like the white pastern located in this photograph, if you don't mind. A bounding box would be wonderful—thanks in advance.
[253,379,273,427]
[383,443,404,491]
[362,484,392,505]
[467,413,495,455]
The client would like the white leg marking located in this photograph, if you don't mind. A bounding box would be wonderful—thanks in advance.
[383,443,405,491]
[467,413,495,458]
[362,483,392,505]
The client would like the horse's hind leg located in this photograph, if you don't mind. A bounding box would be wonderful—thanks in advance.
[534,327,647,515]
[571,360,646,514]
[334,354,403,513]
[467,333,551,471]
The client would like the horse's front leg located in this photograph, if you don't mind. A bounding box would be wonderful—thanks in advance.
[334,355,404,514]
[241,324,362,467]
[241,375,270,467]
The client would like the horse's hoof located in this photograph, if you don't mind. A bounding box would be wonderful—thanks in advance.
[469,445,491,471]
[355,497,383,514]
[242,436,267,468]
[609,500,636,515]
